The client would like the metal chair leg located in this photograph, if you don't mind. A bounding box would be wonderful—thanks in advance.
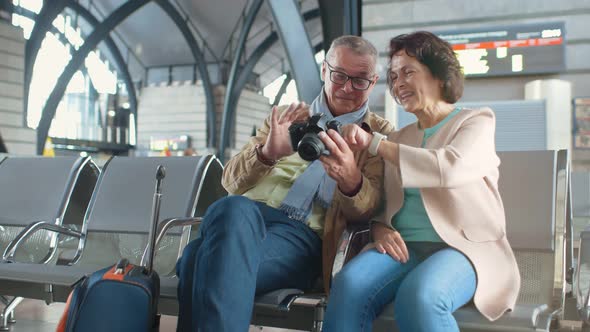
[0,296,23,331]
[7,311,14,324]
[312,298,327,332]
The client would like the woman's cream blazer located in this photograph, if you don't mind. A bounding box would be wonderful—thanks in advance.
[374,107,520,321]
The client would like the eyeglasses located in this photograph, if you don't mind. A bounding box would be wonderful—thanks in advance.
[324,61,374,91]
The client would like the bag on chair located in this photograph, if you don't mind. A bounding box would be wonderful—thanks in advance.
[56,166,166,332]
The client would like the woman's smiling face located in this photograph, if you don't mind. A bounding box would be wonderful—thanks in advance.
[389,49,444,114]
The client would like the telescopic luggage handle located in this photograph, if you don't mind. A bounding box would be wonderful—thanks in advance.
[144,165,165,274]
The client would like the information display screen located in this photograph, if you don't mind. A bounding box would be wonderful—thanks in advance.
[436,22,565,77]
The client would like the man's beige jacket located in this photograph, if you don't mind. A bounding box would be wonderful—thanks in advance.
[222,105,393,290]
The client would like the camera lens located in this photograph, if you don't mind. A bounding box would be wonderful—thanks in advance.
[298,133,325,161]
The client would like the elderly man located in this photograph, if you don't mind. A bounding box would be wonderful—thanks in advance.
[176,35,393,331]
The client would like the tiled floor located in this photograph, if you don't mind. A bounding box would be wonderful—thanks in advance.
[4,299,590,331]
[3,299,302,331]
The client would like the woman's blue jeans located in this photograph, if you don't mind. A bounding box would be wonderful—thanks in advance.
[175,196,322,332]
[323,246,476,332]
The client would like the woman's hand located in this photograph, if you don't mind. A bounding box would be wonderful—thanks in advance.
[341,124,373,151]
[372,223,409,263]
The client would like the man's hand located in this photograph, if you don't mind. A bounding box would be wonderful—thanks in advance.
[372,223,409,263]
[341,124,373,151]
[318,129,362,195]
[261,102,310,161]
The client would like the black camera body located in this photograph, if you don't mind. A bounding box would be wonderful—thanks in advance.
[288,114,342,161]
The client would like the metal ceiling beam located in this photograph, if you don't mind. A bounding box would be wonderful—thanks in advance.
[154,0,217,148]
[234,40,321,112]
[271,43,321,107]
[272,72,291,106]
[68,1,138,129]
[23,0,68,126]
[232,9,319,102]
[218,7,320,161]
[318,0,362,53]
[267,0,321,103]
[36,0,151,155]
[344,0,362,36]
[218,0,264,161]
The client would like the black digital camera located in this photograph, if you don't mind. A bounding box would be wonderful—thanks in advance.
[288,114,342,161]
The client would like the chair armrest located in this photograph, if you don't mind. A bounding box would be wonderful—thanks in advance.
[156,217,203,248]
[332,221,371,278]
[255,288,305,311]
[576,228,590,323]
[2,220,82,263]
[140,217,202,267]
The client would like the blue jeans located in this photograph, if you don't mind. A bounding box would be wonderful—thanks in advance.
[176,196,322,332]
[323,246,476,332]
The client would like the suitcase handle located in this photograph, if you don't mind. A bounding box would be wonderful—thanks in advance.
[156,165,165,189]
[144,165,165,274]
[115,258,129,274]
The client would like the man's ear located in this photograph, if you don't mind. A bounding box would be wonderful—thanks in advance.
[320,62,326,82]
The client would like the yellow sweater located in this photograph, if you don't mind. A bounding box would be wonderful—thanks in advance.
[242,153,325,236]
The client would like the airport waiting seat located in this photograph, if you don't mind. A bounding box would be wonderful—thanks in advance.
[250,150,574,332]
[0,155,226,318]
[0,156,99,264]
[0,156,99,329]
[374,150,572,331]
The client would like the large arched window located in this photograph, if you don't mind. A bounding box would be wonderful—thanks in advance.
[12,0,118,142]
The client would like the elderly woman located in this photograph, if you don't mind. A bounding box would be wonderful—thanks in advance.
[320,31,520,332]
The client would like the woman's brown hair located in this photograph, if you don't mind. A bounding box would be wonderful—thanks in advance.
[387,31,464,103]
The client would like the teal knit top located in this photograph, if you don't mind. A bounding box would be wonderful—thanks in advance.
[392,107,461,242]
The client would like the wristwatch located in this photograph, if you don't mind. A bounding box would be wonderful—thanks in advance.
[368,132,386,156]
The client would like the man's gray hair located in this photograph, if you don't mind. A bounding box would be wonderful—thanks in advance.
[326,35,378,68]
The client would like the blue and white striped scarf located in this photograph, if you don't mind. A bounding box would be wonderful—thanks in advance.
[279,90,368,222]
